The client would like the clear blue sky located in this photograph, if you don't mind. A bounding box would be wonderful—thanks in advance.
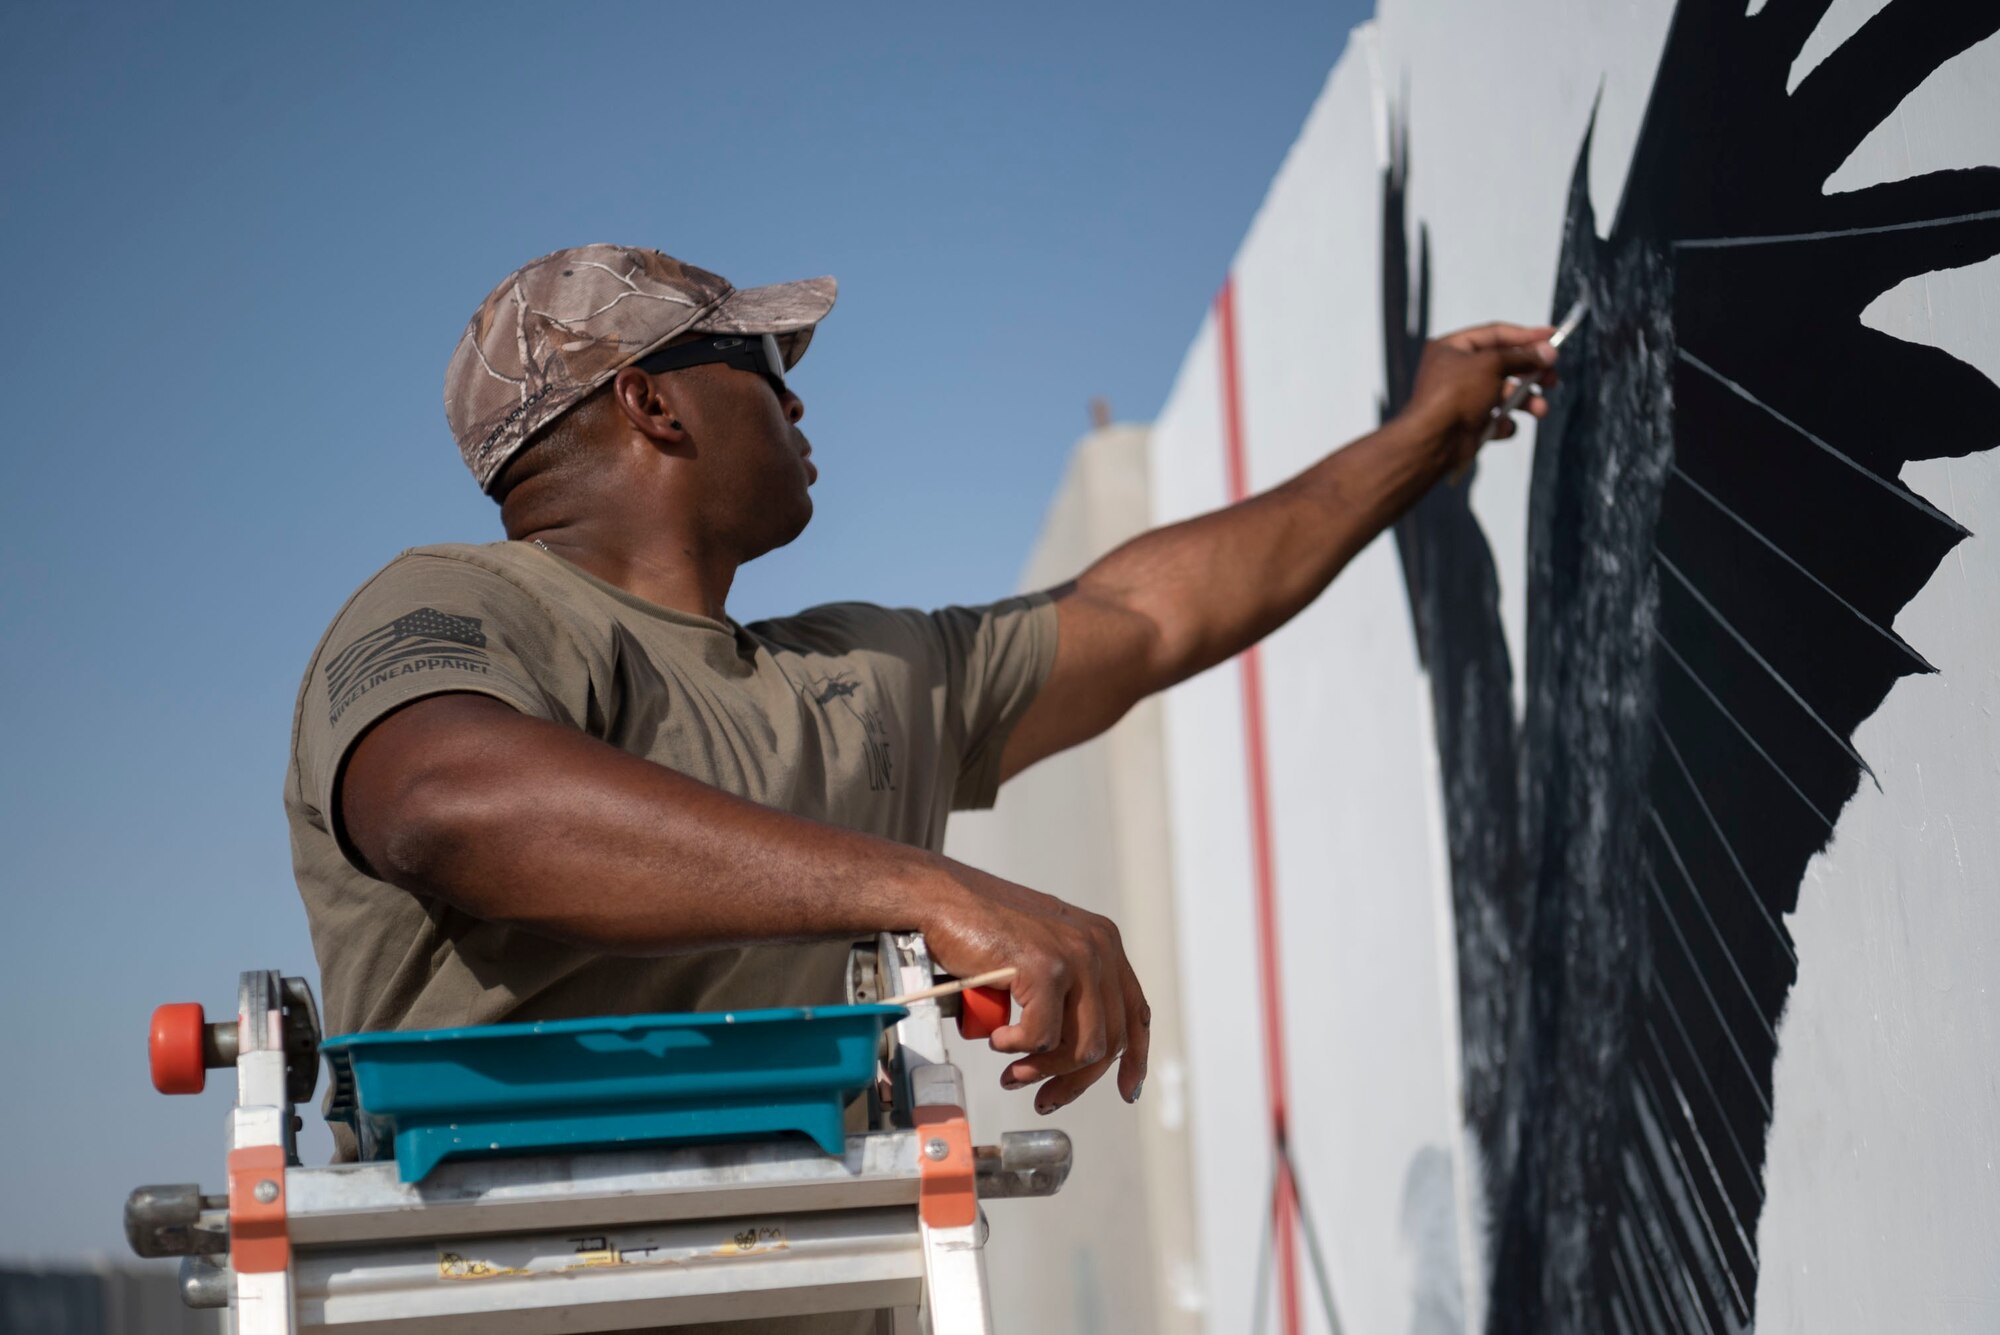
[0,1,1362,1259]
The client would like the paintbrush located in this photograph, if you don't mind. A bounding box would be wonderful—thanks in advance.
[882,967,1018,1007]
[1450,294,1590,484]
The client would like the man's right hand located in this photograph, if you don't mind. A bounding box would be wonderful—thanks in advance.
[915,857,1150,1114]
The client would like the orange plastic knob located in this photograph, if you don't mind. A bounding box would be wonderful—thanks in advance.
[150,1003,207,1095]
[957,985,1011,1041]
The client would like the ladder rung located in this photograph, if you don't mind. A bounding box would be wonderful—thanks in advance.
[286,1133,923,1247]
[294,1204,923,1332]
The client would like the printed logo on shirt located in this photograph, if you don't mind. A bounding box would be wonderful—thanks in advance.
[806,671,898,793]
[325,608,491,725]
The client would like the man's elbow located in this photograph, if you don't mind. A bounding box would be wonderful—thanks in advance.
[1128,605,1211,693]
[339,708,513,893]
[370,780,490,889]
[1066,584,1176,692]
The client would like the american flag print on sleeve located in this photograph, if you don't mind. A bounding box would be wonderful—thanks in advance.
[325,608,490,724]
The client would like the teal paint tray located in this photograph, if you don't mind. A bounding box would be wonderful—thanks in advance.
[320,1005,906,1182]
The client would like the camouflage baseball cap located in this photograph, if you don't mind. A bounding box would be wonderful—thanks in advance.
[444,244,837,492]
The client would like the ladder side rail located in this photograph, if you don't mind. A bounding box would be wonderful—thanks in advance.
[231,970,303,1335]
[882,934,997,1335]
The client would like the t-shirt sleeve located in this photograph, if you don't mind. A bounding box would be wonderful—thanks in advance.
[294,552,594,866]
[926,593,1060,811]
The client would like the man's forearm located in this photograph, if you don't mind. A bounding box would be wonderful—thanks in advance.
[1091,408,1447,690]
[999,323,1550,780]
[343,694,945,954]
[341,692,1152,1109]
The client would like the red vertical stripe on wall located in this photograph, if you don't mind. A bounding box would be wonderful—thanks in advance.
[1216,277,1303,1335]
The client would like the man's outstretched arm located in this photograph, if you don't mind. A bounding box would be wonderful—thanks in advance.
[340,693,1148,1113]
[1000,322,1557,779]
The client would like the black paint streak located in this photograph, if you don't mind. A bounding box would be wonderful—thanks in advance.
[1382,3,2000,1331]
[1382,117,1529,1191]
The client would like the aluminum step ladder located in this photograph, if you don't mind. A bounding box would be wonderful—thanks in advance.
[125,934,1070,1334]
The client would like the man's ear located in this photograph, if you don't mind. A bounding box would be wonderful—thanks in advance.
[610,367,690,444]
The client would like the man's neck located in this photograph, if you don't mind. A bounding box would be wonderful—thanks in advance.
[522,521,739,624]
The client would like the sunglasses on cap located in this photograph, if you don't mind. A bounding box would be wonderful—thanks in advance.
[635,333,788,396]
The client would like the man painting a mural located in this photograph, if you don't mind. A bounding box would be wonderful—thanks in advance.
[291,246,1553,1140]
[255,245,1552,1332]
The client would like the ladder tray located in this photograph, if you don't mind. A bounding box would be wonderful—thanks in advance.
[320,1005,906,1182]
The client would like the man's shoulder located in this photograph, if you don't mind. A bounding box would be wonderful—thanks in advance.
[378,540,541,581]
[332,542,565,615]
[748,601,931,656]
[301,542,590,672]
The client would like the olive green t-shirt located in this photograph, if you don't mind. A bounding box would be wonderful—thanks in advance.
[285,540,1057,1042]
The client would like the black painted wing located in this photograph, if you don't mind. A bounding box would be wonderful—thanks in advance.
[1384,3,2000,1332]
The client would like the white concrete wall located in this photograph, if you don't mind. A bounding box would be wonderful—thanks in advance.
[1148,32,1473,1335]
[944,423,1201,1335]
